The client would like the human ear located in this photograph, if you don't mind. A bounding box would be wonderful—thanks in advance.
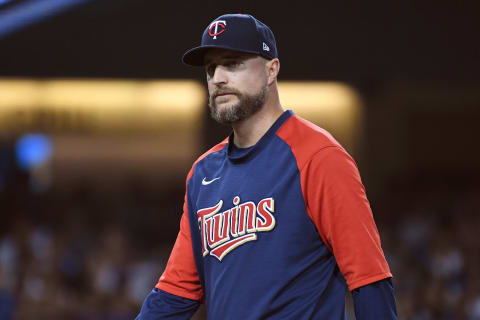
[265,58,280,85]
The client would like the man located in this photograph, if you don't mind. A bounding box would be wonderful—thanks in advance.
[137,14,397,319]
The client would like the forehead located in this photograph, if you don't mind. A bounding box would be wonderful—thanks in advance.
[203,48,258,65]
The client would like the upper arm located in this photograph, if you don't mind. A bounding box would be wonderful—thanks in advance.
[302,147,392,290]
[155,189,203,301]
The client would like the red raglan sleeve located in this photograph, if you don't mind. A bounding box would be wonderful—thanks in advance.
[155,172,203,301]
[154,139,228,300]
[302,146,392,290]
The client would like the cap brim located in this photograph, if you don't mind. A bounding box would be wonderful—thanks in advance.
[182,45,265,66]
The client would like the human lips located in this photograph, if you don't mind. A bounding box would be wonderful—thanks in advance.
[214,90,237,99]
[216,94,234,100]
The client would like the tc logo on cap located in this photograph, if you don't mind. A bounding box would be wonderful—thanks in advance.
[208,20,226,39]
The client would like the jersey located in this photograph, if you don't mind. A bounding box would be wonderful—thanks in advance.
[156,110,392,319]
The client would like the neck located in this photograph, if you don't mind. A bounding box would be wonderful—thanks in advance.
[231,95,284,148]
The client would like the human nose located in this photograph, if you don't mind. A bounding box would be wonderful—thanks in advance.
[211,66,228,86]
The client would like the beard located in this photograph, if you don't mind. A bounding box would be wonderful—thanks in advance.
[208,86,268,125]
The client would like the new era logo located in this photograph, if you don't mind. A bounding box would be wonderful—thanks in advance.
[262,42,270,52]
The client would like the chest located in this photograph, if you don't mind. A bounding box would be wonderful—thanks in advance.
[189,144,318,264]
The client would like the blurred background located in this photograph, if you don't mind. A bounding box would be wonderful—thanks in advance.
[0,1,479,319]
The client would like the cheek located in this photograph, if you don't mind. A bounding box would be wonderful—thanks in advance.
[207,82,215,95]
[239,72,267,93]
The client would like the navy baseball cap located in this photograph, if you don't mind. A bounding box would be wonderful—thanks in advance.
[182,14,278,66]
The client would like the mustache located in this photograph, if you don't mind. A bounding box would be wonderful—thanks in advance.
[211,88,241,99]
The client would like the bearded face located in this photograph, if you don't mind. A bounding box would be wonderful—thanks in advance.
[208,85,268,125]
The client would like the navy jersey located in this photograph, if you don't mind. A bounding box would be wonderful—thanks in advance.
[155,110,392,319]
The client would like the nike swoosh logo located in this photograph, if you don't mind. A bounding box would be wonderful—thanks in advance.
[202,177,221,185]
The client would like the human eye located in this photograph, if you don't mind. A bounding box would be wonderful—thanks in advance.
[224,60,241,68]
[205,64,216,78]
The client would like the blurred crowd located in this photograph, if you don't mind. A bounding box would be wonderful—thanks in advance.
[378,177,480,320]
[0,170,183,320]
[0,170,479,319]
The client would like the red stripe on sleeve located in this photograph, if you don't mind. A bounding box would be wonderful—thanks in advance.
[276,115,392,291]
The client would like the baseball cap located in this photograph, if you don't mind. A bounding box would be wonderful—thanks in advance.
[182,14,278,66]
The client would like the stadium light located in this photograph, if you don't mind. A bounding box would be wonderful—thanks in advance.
[0,0,91,38]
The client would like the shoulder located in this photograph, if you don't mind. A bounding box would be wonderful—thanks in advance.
[185,137,229,182]
[275,113,348,169]
[194,137,229,166]
[276,114,342,151]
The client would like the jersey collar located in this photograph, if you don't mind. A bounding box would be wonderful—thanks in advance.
[227,109,293,162]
